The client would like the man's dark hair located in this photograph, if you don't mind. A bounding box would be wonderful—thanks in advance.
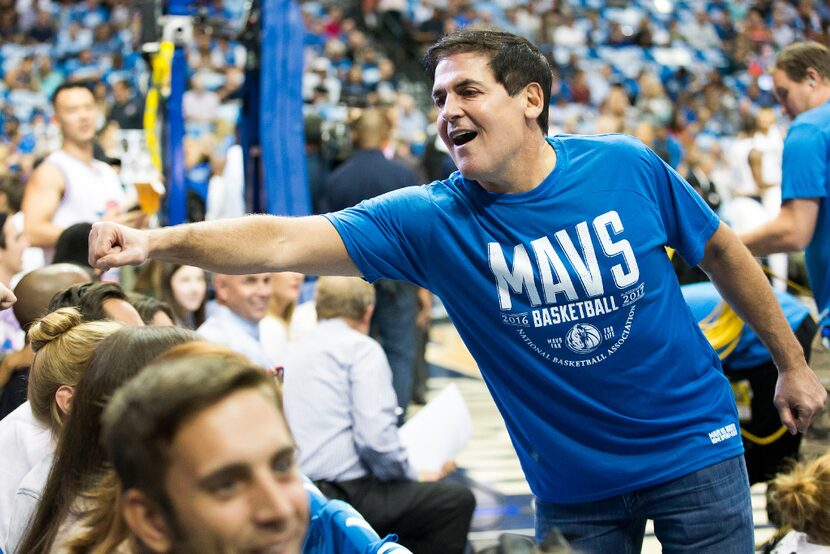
[775,41,830,82]
[0,212,8,250]
[102,355,282,520]
[127,292,176,325]
[424,29,552,134]
[0,173,24,213]
[51,80,95,106]
[53,222,93,269]
[48,282,128,322]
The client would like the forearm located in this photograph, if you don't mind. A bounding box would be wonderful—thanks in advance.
[740,217,805,257]
[145,214,358,276]
[740,199,818,256]
[147,215,287,274]
[701,225,805,371]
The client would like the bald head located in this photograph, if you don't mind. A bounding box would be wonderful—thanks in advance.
[315,276,375,321]
[352,109,391,150]
[13,263,93,330]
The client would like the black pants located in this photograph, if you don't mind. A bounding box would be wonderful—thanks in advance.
[724,316,816,484]
[315,477,475,554]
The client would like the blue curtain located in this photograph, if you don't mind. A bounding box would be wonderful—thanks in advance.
[258,0,310,216]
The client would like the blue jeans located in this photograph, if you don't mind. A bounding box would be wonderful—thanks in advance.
[535,456,754,553]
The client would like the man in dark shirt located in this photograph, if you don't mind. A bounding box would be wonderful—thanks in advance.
[108,80,144,130]
[324,109,420,421]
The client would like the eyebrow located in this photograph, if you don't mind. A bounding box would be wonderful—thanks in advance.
[197,445,296,490]
[432,78,486,100]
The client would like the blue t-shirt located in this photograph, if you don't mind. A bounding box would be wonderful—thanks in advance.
[681,282,811,370]
[781,100,830,319]
[325,134,742,503]
[302,477,410,553]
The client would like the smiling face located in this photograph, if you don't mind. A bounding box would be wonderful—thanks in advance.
[215,274,272,323]
[162,389,308,554]
[431,52,544,190]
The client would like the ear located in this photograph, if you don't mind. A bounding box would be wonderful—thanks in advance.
[805,67,820,87]
[523,82,545,127]
[213,275,226,302]
[55,385,74,415]
[363,304,375,328]
[122,489,174,553]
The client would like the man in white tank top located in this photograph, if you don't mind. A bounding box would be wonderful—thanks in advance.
[21,82,141,262]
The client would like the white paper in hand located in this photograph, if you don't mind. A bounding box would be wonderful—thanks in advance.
[399,383,473,473]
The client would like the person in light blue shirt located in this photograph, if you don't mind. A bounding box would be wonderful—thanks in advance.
[89,29,826,553]
[283,276,474,554]
[197,273,275,370]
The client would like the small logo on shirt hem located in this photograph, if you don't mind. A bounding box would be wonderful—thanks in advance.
[708,423,738,444]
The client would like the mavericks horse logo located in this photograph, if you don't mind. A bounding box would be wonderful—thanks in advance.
[565,323,602,354]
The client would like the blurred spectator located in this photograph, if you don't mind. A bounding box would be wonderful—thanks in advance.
[0,212,27,355]
[681,9,722,51]
[10,325,197,554]
[4,56,38,92]
[197,273,274,369]
[552,13,586,49]
[126,293,176,327]
[108,79,143,130]
[21,82,138,258]
[765,451,830,553]
[283,277,476,554]
[52,222,93,270]
[0,307,120,549]
[159,263,207,330]
[303,56,342,104]
[259,271,307,361]
[323,109,420,420]
[182,74,220,125]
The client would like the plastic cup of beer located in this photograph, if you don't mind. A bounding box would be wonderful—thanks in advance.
[135,181,161,215]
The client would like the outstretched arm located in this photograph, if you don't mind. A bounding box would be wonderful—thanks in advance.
[89,214,361,277]
[699,222,826,434]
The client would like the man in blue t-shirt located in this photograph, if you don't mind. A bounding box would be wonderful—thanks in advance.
[740,41,830,462]
[89,30,827,553]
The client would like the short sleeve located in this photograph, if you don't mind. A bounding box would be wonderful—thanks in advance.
[781,122,829,200]
[323,186,434,286]
[644,146,720,266]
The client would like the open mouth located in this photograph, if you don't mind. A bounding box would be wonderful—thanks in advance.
[450,130,478,146]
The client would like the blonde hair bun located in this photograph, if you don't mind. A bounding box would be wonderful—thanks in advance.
[29,307,84,352]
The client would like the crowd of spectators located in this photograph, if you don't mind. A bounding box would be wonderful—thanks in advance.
[2,0,828,227]
[1,1,830,552]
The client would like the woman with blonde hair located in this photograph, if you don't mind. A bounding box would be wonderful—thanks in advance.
[27,308,122,433]
[0,308,120,550]
[766,452,830,553]
[11,325,199,554]
[260,271,310,360]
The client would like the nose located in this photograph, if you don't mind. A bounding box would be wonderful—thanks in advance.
[251,473,296,525]
[257,282,273,299]
[440,93,462,122]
